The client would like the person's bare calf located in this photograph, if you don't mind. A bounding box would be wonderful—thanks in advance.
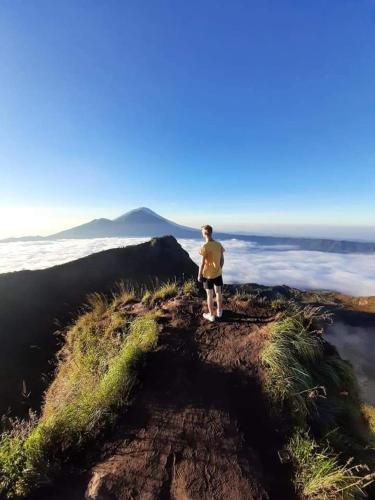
[214,285,223,318]
[202,289,216,322]
[206,289,214,315]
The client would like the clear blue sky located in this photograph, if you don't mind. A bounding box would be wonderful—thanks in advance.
[1,0,375,238]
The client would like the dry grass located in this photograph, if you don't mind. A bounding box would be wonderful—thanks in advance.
[182,279,198,296]
[152,281,179,301]
[111,281,136,309]
[141,281,179,305]
[362,404,375,445]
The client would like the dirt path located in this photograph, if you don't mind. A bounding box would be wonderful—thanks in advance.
[38,297,297,500]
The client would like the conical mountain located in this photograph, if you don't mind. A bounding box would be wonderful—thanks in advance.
[49,207,199,239]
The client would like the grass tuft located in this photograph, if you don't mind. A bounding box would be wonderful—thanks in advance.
[111,282,136,309]
[260,313,324,419]
[362,404,375,445]
[0,297,159,499]
[271,297,288,311]
[261,307,374,497]
[287,430,372,499]
[363,405,375,433]
[152,281,179,301]
[141,290,153,304]
[182,279,198,296]
[142,281,179,305]
[260,308,360,428]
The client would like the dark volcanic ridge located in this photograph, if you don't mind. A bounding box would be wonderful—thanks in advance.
[0,236,197,417]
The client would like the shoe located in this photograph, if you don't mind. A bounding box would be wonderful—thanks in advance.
[203,313,216,322]
[216,310,223,319]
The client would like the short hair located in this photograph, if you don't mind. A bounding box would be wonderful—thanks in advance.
[201,224,213,236]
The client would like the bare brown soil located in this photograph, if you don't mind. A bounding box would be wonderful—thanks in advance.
[36,296,298,500]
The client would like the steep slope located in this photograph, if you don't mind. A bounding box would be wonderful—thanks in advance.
[324,294,375,405]
[10,288,370,500]
[0,236,197,417]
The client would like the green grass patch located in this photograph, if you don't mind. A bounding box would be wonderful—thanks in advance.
[362,404,375,444]
[0,296,159,498]
[261,307,374,497]
[142,281,179,305]
[270,297,288,311]
[182,279,198,296]
[141,289,153,304]
[363,405,375,432]
[261,313,323,418]
[260,308,360,428]
[152,281,179,301]
[287,430,372,499]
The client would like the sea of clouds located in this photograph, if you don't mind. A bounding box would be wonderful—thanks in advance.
[327,323,375,404]
[1,237,375,296]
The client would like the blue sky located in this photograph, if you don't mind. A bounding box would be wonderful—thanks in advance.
[0,0,375,238]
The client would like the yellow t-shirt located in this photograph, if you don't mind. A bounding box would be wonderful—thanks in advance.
[199,240,225,279]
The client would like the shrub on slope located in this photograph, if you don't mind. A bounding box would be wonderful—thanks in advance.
[0,292,159,499]
[261,306,360,430]
[260,305,374,498]
[287,430,373,500]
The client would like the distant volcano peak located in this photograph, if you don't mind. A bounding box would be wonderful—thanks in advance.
[44,207,199,240]
[2,207,375,255]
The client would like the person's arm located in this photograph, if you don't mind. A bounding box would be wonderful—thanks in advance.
[198,246,206,281]
[198,255,205,281]
[220,245,225,268]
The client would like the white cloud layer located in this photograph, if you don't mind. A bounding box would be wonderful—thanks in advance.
[327,323,375,404]
[179,238,375,296]
[1,237,375,296]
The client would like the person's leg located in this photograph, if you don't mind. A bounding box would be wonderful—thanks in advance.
[214,285,223,316]
[202,279,215,321]
[206,289,215,316]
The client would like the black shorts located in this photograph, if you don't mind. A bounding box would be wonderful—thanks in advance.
[202,275,223,290]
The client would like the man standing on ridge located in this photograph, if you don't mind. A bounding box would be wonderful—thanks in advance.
[198,224,225,322]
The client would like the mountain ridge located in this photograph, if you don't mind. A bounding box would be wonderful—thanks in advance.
[2,207,375,254]
[0,235,197,417]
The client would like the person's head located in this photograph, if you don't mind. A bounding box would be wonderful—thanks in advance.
[201,224,213,240]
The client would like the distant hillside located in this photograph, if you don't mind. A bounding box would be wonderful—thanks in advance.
[0,236,197,417]
[2,207,375,254]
